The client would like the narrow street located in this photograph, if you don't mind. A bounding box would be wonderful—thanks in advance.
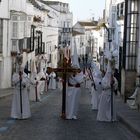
[0,86,139,140]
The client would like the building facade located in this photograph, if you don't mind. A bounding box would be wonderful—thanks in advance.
[0,0,73,89]
[121,0,139,101]
[0,0,11,88]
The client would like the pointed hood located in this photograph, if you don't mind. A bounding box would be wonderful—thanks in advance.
[71,39,80,68]
[101,61,112,88]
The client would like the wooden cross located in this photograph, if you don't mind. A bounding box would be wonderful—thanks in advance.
[47,57,81,119]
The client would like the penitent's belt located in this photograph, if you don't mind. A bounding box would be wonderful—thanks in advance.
[68,83,80,88]
[103,87,111,90]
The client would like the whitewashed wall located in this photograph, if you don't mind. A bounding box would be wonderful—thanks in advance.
[0,0,9,18]
[0,0,11,88]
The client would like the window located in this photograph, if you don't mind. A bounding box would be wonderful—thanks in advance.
[0,19,3,53]
[12,40,18,52]
[11,15,18,21]
[117,2,125,20]
[131,0,138,12]
[117,4,119,17]
[120,2,124,16]
[19,39,24,53]
[64,22,66,27]
[112,13,115,27]
[25,37,30,51]
[30,25,35,51]
[125,0,139,70]
[12,22,18,37]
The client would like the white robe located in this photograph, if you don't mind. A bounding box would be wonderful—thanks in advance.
[97,74,116,122]
[66,72,84,119]
[38,71,46,94]
[57,77,63,90]
[29,73,41,101]
[48,72,56,90]
[11,72,31,119]
[44,73,49,92]
[86,78,92,89]
[85,73,91,89]
[91,77,102,110]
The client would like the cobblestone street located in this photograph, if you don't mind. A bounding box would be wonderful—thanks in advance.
[0,87,139,140]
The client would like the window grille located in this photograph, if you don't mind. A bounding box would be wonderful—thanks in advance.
[120,2,124,16]
[117,4,119,17]
[12,40,18,52]
[117,2,125,19]
[124,0,139,70]
[30,25,35,51]
[19,39,24,53]
[0,19,3,53]
[12,22,18,37]
[11,15,18,21]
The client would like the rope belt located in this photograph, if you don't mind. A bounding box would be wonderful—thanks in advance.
[40,77,46,81]
[103,87,111,90]
[68,83,80,88]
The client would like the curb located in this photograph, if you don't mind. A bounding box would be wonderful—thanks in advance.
[0,88,13,99]
[117,112,140,139]
[0,93,13,99]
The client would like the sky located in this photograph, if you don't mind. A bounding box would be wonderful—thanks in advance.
[68,0,105,24]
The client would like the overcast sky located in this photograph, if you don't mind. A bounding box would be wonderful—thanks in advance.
[68,0,105,24]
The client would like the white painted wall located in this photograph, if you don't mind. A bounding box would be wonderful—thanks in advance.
[0,0,72,88]
[0,0,11,88]
[10,0,26,13]
[0,0,9,18]
[104,0,125,69]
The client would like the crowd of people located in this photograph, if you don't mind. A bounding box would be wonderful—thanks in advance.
[11,65,59,119]
[84,60,119,122]
[11,57,119,122]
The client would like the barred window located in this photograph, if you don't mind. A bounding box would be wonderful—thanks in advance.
[12,40,18,52]
[30,25,35,51]
[131,0,138,12]
[120,2,124,16]
[117,2,125,19]
[0,19,3,53]
[12,22,18,37]
[19,39,24,53]
[117,4,119,17]
[11,15,18,21]
[125,0,139,70]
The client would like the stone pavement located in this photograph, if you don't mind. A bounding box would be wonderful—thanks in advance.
[0,88,140,139]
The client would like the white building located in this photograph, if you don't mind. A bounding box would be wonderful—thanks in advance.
[0,0,72,89]
[41,1,73,47]
[0,0,11,88]
[72,20,103,63]
[103,0,125,93]
[105,0,125,69]
[121,0,139,101]
[104,0,140,100]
